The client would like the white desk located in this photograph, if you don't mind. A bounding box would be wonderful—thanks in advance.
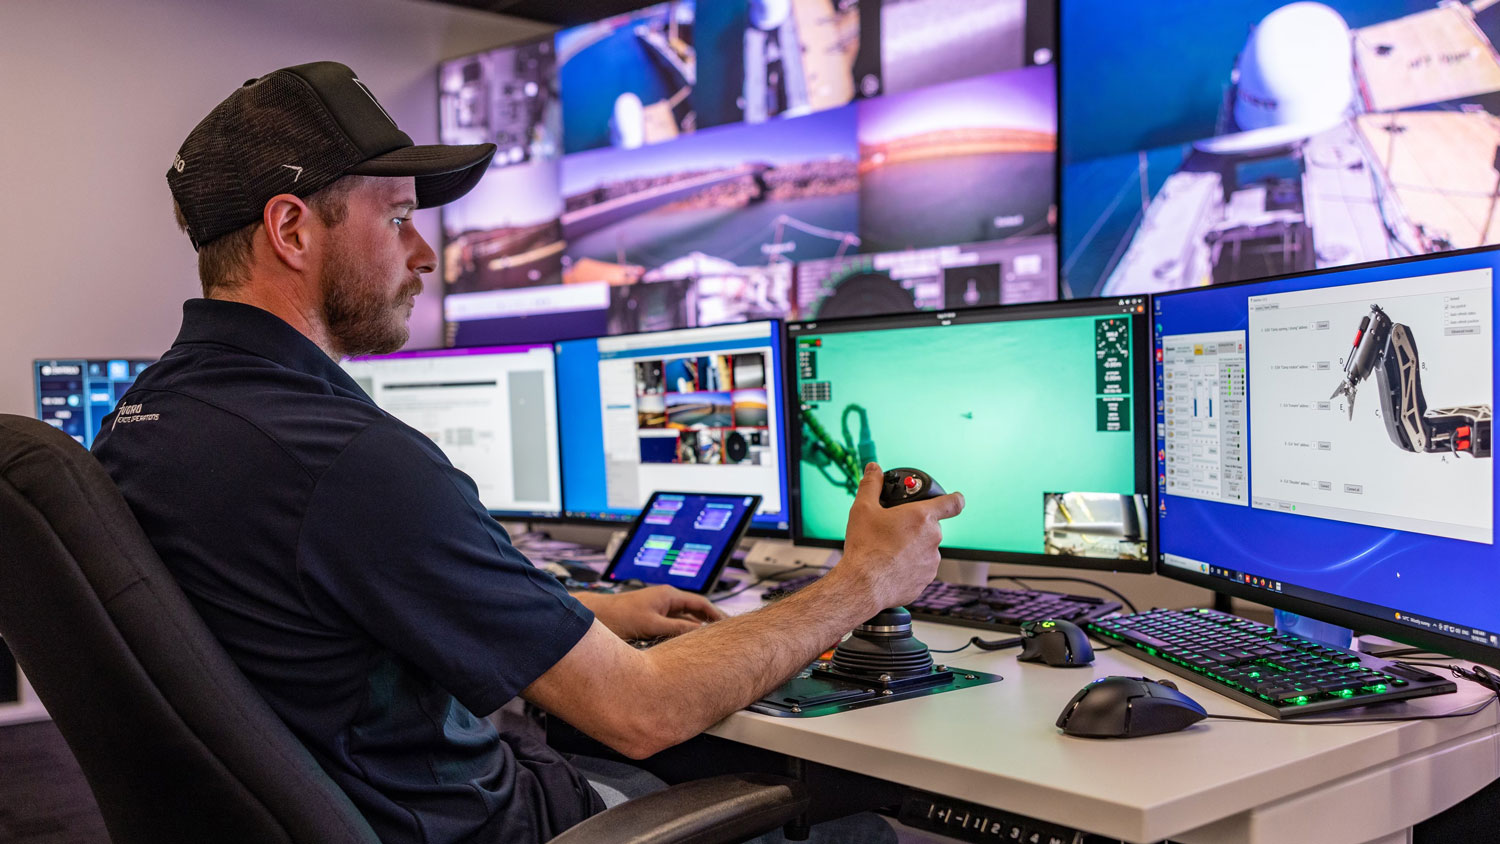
[706,591,1500,844]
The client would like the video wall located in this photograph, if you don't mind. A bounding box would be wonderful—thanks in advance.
[1062,0,1500,299]
[439,0,1058,345]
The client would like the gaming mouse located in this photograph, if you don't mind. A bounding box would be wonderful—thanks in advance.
[1056,676,1207,739]
[1018,619,1094,667]
[880,468,945,507]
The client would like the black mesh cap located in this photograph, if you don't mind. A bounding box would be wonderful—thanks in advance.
[167,61,495,250]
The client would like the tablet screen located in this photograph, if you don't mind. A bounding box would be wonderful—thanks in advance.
[603,492,761,593]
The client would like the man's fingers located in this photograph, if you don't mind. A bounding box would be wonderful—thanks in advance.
[659,617,705,637]
[852,462,884,505]
[666,591,727,621]
[919,491,965,521]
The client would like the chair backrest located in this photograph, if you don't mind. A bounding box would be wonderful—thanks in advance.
[0,414,378,844]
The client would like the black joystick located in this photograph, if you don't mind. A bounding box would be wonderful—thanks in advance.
[879,468,945,507]
[832,467,949,681]
[831,606,936,679]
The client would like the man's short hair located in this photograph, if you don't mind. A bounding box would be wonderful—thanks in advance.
[173,176,363,298]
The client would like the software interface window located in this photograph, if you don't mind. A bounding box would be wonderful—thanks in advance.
[342,345,562,517]
[1160,331,1247,505]
[1247,270,1493,543]
[558,320,789,528]
[1157,257,1500,647]
[793,302,1146,560]
[34,359,154,448]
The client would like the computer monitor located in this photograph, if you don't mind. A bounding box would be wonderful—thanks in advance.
[34,358,155,448]
[787,297,1154,572]
[341,344,563,519]
[555,320,790,533]
[1154,245,1500,665]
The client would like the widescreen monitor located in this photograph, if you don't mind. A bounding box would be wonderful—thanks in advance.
[442,0,1059,346]
[342,344,563,519]
[1061,0,1500,300]
[555,320,790,532]
[34,358,155,448]
[1154,245,1500,666]
[787,297,1153,572]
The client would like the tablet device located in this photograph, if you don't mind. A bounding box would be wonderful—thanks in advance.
[602,492,762,594]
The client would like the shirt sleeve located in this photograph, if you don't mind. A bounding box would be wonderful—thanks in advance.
[295,419,593,716]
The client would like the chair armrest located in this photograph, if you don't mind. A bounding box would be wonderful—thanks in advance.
[548,773,809,844]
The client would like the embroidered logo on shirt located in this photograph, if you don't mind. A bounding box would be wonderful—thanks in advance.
[112,402,161,430]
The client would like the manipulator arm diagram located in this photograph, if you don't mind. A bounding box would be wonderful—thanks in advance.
[1329,304,1491,458]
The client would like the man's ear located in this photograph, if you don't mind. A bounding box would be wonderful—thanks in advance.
[262,193,315,271]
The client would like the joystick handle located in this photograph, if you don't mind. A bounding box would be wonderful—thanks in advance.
[879,467,945,507]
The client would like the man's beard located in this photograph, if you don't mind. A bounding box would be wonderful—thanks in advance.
[320,242,419,358]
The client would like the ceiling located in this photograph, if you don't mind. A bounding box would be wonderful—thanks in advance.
[429,0,656,26]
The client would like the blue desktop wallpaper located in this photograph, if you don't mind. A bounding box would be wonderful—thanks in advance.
[555,323,788,529]
[1155,248,1500,640]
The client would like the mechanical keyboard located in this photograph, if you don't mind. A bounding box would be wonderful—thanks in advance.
[1089,608,1457,718]
[763,574,1121,633]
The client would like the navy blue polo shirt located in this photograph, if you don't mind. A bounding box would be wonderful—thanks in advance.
[93,299,603,843]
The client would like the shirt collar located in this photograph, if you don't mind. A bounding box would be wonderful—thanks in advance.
[172,298,373,401]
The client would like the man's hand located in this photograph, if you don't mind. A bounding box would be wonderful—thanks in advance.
[579,585,726,640]
[832,462,965,612]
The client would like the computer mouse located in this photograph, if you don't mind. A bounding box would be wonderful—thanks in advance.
[880,468,945,507]
[1056,676,1207,739]
[1018,619,1094,667]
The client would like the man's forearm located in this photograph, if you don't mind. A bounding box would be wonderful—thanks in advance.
[636,568,883,747]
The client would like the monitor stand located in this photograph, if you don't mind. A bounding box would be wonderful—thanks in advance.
[937,559,990,586]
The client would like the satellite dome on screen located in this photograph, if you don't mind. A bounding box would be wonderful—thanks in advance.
[1233,2,1353,134]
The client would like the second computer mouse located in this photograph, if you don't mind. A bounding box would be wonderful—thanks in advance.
[1018,619,1094,667]
[1056,676,1207,739]
[880,468,945,507]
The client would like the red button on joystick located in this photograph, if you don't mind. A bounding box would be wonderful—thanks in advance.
[903,475,920,493]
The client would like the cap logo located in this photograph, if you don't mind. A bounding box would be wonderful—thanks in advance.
[281,164,304,182]
[172,154,185,173]
[351,77,397,129]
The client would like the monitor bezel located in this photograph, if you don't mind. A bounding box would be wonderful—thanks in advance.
[783,296,1155,573]
[554,319,794,538]
[1150,242,1500,667]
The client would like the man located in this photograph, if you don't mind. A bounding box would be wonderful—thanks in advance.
[94,62,964,843]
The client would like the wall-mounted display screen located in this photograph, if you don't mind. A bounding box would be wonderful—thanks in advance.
[1062,0,1500,299]
[442,0,1059,347]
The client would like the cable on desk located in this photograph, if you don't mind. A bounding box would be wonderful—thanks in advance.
[927,635,1024,654]
[710,565,829,603]
[989,575,1138,614]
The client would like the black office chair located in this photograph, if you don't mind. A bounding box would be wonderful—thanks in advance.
[0,415,806,844]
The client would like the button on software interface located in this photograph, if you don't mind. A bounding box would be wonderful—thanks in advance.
[790,299,1152,569]
[34,359,155,448]
[556,321,789,530]
[604,493,759,593]
[342,345,562,518]
[1156,253,1499,649]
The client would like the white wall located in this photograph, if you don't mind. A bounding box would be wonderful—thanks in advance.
[0,0,551,418]
[0,0,547,723]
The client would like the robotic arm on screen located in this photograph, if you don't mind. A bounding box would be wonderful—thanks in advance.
[800,404,876,495]
[1329,304,1492,458]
